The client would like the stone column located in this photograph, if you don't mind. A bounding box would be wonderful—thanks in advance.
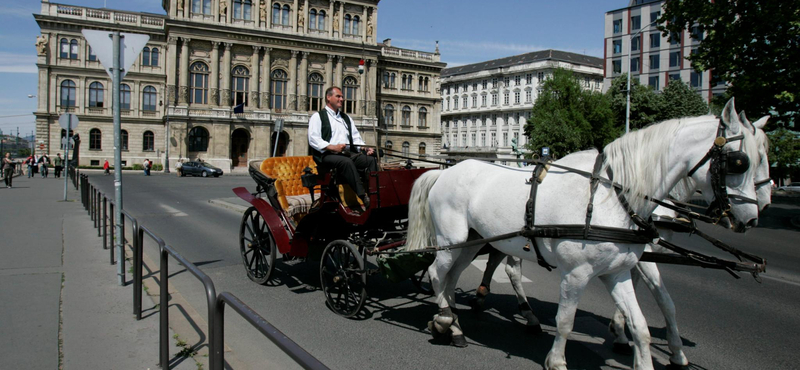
[292,0,298,31]
[360,59,368,115]
[338,2,345,39]
[361,5,367,42]
[266,0,272,29]
[178,37,190,104]
[210,41,220,106]
[288,50,298,110]
[325,54,333,89]
[221,43,232,106]
[251,46,260,108]
[262,47,272,108]
[170,0,177,17]
[298,51,308,111]
[335,55,344,87]
[166,36,178,105]
[302,0,308,34]
[367,58,377,115]
[328,0,334,36]
[371,7,377,44]
[226,0,232,24]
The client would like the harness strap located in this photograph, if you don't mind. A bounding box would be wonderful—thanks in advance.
[524,160,556,271]
[606,167,661,239]
[584,153,606,239]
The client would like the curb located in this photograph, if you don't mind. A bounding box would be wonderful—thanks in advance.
[208,198,249,213]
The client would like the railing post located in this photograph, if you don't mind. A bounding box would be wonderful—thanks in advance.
[109,202,115,264]
[103,196,108,250]
[213,299,224,370]
[97,192,102,237]
[159,248,169,369]
[134,220,143,319]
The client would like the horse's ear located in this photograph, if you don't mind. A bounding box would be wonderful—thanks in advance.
[721,98,741,134]
[753,115,769,130]
[740,111,756,134]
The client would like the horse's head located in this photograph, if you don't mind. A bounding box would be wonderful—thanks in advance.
[740,111,772,213]
[688,98,760,232]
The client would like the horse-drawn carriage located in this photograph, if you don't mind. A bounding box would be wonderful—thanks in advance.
[232,154,434,317]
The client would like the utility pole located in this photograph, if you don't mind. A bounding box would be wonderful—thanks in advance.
[112,31,125,286]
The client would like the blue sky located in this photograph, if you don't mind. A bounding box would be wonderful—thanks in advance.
[0,0,622,136]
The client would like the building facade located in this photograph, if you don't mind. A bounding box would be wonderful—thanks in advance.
[439,50,603,161]
[33,0,444,170]
[603,0,725,102]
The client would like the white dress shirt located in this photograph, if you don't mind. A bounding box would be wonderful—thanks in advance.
[308,106,365,153]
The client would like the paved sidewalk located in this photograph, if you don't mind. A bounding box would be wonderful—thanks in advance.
[0,175,194,369]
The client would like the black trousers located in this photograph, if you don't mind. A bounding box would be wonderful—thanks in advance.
[320,152,378,197]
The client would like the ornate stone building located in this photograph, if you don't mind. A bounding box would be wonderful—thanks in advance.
[440,50,603,162]
[33,0,444,169]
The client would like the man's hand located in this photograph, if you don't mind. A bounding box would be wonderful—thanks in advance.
[326,143,347,154]
[365,147,375,156]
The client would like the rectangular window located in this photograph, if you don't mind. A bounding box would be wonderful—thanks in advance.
[691,48,698,56]
[649,54,660,70]
[462,96,467,108]
[612,60,622,74]
[491,93,497,106]
[631,57,640,72]
[631,35,640,51]
[650,33,660,48]
[669,73,680,81]
[669,51,680,68]
[650,11,661,23]
[503,92,509,105]
[690,71,701,88]
[670,32,680,45]
[472,82,477,91]
[631,15,641,30]
[481,95,487,106]
[691,26,703,41]
[514,91,520,104]
[492,78,497,87]
[88,46,97,61]
[525,90,532,102]
[613,39,622,54]
[649,75,660,89]
[537,72,544,82]
[514,75,521,85]
[503,77,509,86]
[482,80,487,89]
[472,96,477,108]
[613,19,622,34]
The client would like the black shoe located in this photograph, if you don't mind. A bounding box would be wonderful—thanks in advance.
[360,194,371,209]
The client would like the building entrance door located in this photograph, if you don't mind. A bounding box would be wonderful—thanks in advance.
[231,129,250,167]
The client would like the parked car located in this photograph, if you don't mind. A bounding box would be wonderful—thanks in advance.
[181,161,223,177]
[778,182,800,193]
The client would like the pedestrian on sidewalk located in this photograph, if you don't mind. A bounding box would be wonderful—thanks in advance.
[39,154,50,178]
[175,158,182,177]
[2,153,13,188]
[25,155,35,178]
[103,159,110,175]
[54,153,63,178]
[143,158,151,176]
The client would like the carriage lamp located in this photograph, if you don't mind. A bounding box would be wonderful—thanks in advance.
[358,59,365,74]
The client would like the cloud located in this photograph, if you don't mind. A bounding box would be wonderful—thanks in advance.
[0,52,38,74]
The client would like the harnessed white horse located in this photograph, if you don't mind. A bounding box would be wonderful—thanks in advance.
[469,111,772,369]
[405,99,763,370]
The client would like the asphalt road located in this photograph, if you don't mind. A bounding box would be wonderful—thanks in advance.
[86,171,800,370]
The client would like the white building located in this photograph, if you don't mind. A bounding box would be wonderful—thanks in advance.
[603,0,725,101]
[439,50,603,160]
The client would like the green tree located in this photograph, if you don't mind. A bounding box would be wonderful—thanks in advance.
[660,0,800,127]
[524,68,617,157]
[768,128,800,185]
[606,74,662,130]
[659,79,709,121]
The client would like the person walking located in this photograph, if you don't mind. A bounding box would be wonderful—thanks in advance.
[175,158,182,177]
[53,153,63,178]
[39,154,50,178]
[26,155,35,178]
[2,153,13,188]
[103,159,110,175]
[143,158,151,176]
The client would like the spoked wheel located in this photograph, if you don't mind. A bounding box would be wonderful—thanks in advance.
[239,206,277,285]
[320,240,367,317]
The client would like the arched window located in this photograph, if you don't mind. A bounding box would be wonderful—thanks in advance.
[390,72,396,88]
[344,14,351,34]
[272,3,281,24]
[419,142,426,155]
[88,82,104,108]
[309,9,317,30]
[383,104,394,126]
[143,131,155,151]
[308,73,324,111]
[423,77,429,91]
[418,76,424,91]
[60,80,76,107]
[89,128,102,150]
[60,38,68,59]
[142,47,151,66]
[282,4,290,25]
[88,45,97,61]
[192,0,212,14]
[151,48,159,66]
[342,76,358,114]
[190,62,209,104]
[401,106,411,126]
[271,69,288,110]
[231,65,250,106]
[120,84,131,110]
[121,129,129,151]
[385,140,392,150]
[418,107,427,127]
[188,127,209,152]
[352,15,360,35]
[233,0,252,20]
[318,10,325,29]
[382,72,390,88]
[69,39,78,59]
[142,86,157,111]
[402,141,410,156]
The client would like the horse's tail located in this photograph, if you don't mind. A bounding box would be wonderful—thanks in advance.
[405,170,442,252]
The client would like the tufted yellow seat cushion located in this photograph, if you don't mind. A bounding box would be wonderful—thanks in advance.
[259,156,320,215]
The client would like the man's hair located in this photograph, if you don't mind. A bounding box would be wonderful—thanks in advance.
[325,86,342,103]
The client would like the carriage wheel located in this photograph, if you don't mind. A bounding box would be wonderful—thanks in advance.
[239,206,277,285]
[320,240,367,317]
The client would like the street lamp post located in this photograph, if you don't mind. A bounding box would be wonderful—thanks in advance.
[625,19,659,134]
[161,100,170,173]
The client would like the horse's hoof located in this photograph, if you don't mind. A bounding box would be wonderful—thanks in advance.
[666,362,690,370]
[451,334,468,348]
[612,342,633,355]
[526,323,542,334]
[428,321,449,341]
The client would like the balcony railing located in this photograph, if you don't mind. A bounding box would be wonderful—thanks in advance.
[381,46,440,63]
[47,2,164,29]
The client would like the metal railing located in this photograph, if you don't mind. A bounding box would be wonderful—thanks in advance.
[79,175,328,370]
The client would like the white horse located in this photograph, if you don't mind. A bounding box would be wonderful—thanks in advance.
[405,100,763,370]
[470,111,772,369]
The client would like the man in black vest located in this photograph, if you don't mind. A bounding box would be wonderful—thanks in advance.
[308,86,378,209]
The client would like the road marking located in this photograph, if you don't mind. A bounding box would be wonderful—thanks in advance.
[471,258,532,284]
[159,203,188,217]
